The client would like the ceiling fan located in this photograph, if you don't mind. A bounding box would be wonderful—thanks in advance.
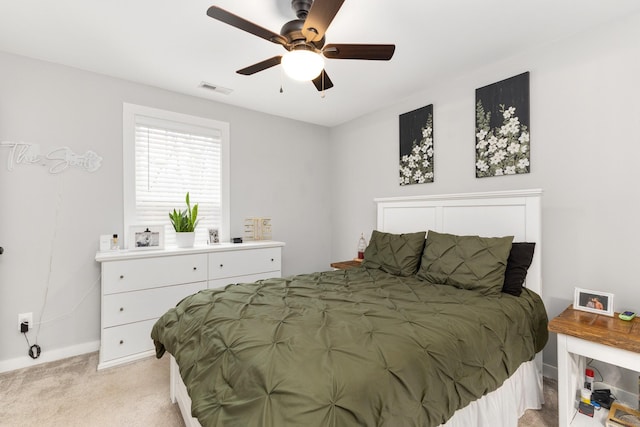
[206,0,395,91]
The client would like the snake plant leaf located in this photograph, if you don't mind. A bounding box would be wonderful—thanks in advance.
[169,193,199,232]
[191,204,199,230]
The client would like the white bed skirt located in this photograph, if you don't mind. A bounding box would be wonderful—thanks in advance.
[441,359,543,427]
[170,356,543,427]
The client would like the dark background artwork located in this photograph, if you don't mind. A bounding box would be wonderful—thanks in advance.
[475,72,530,178]
[476,72,530,131]
[399,104,434,185]
[400,105,432,157]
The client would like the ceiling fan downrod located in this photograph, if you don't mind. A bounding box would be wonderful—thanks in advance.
[291,0,313,19]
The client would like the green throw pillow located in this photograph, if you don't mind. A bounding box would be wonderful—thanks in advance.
[417,230,513,295]
[362,230,426,276]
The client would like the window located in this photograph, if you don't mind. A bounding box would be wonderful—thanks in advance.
[123,103,229,248]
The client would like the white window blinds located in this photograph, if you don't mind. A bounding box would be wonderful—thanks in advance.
[123,104,230,248]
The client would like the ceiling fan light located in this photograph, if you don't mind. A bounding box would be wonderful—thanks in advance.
[281,49,324,81]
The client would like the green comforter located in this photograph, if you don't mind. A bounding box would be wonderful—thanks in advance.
[151,267,548,427]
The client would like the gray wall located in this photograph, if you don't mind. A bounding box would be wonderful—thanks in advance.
[0,51,331,368]
[329,13,640,387]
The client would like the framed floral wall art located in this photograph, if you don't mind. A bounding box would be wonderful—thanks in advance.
[475,72,530,178]
[399,104,434,185]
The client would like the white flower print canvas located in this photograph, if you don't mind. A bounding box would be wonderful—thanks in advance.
[399,104,434,185]
[475,72,530,178]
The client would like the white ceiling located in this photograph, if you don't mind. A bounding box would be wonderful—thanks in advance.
[1,1,639,127]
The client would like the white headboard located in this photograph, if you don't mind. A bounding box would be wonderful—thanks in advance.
[375,189,542,295]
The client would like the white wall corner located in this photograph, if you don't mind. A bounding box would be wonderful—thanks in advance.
[543,362,558,381]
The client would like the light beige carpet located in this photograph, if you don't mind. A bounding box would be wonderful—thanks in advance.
[0,352,557,426]
[0,352,184,427]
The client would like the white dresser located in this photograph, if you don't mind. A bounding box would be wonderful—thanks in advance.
[95,241,284,370]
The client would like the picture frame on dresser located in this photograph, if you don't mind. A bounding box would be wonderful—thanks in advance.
[574,287,614,317]
[128,225,164,250]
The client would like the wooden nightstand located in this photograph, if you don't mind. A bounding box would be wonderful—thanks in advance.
[548,305,640,426]
[330,260,363,270]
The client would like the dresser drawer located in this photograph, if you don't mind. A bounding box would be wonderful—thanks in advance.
[102,254,207,295]
[101,319,157,363]
[102,281,206,327]
[208,271,281,289]
[209,248,281,279]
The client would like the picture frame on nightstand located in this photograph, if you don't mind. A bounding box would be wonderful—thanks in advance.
[574,287,615,317]
[608,401,640,426]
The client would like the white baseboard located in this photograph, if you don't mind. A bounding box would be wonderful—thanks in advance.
[0,340,100,374]
[543,362,558,381]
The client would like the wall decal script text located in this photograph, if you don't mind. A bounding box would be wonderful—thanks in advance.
[0,141,103,174]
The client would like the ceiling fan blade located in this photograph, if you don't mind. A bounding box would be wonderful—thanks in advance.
[207,6,288,46]
[312,70,334,91]
[302,0,345,42]
[237,56,283,75]
[323,44,396,60]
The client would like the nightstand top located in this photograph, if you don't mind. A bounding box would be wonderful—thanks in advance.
[548,305,640,354]
[330,260,363,270]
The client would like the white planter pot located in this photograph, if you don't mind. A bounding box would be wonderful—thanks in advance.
[175,232,195,248]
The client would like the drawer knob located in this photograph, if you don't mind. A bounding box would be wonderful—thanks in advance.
[193,267,197,271]
[119,307,124,312]
[119,340,124,345]
[119,275,124,279]
[271,258,274,262]
[219,264,223,268]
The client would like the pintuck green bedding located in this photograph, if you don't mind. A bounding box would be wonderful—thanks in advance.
[151,267,547,427]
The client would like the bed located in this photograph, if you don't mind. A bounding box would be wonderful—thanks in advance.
[151,189,547,427]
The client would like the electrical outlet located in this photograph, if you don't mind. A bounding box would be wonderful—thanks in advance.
[18,312,33,333]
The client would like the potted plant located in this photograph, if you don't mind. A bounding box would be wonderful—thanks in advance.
[169,192,199,248]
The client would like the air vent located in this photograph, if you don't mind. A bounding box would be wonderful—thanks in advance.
[199,81,233,95]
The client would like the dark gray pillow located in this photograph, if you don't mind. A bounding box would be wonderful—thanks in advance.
[417,230,514,295]
[362,230,426,276]
[502,242,536,296]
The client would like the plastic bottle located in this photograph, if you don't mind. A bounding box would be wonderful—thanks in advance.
[357,233,367,260]
[585,368,595,390]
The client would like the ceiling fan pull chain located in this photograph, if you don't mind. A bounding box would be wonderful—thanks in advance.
[280,67,284,93]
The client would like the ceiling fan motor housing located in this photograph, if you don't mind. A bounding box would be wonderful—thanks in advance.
[280,19,325,49]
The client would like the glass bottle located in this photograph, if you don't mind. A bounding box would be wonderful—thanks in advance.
[111,234,119,250]
[357,233,367,260]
